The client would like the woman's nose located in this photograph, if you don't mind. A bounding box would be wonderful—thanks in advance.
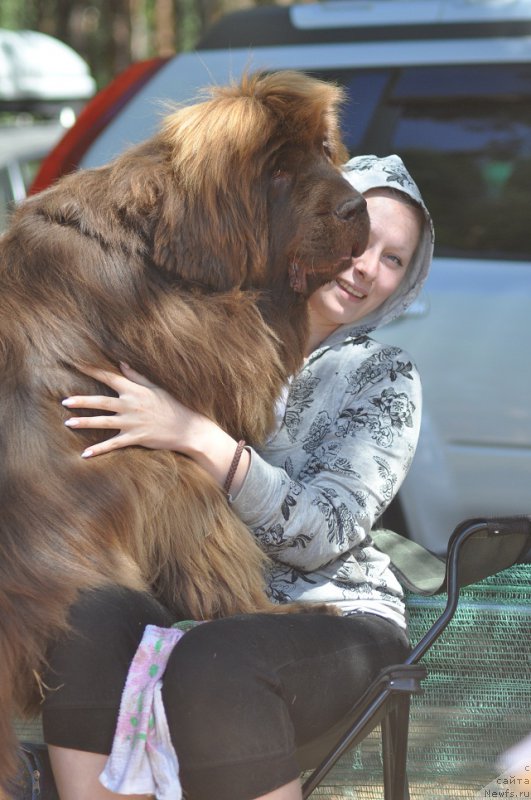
[354,251,378,282]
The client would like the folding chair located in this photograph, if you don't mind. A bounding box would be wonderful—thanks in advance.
[298,515,531,800]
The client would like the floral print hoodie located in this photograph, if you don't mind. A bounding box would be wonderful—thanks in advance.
[232,155,434,630]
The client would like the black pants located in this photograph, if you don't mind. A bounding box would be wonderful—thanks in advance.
[42,587,409,800]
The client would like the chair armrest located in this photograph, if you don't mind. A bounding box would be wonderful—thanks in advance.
[372,529,446,595]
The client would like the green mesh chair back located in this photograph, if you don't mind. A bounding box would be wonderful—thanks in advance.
[308,558,530,799]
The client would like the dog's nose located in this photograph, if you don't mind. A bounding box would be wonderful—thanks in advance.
[336,195,367,220]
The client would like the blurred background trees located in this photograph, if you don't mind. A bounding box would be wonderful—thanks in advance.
[0,0,306,89]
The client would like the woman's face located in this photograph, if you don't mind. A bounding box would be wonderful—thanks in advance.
[306,190,423,352]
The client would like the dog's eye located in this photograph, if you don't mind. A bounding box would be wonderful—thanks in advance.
[271,168,291,189]
[323,142,333,160]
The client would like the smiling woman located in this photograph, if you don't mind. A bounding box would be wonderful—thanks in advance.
[305,188,424,353]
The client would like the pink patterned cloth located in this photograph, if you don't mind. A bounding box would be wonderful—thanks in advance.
[99,623,198,799]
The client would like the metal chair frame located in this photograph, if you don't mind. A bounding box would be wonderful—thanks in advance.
[300,515,531,799]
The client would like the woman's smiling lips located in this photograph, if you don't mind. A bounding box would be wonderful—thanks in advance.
[335,276,368,300]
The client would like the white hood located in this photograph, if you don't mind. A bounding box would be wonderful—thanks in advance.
[322,153,434,345]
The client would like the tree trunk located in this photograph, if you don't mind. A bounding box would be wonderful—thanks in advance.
[129,0,150,61]
[108,0,133,75]
[154,0,176,57]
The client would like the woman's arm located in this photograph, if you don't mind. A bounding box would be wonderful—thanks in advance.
[231,345,422,571]
[62,363,250,497]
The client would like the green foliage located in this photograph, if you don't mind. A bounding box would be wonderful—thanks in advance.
[177,0,202,52]
[0,0,35,29]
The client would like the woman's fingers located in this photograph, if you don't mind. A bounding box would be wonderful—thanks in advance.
[62,363,177,456]
[119,362,156,388]
[81,434,127,459]
[74,364,125,390]
[70,361,157,398]
[64,414,120,431]
[62,395,120,412]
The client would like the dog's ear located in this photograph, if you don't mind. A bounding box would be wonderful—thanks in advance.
[151,187,267,293]
[151,96,272,292]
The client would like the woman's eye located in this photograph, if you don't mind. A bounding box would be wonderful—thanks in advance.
[385,254,404,268]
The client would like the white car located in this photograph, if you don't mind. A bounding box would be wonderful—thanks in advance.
[0,29,96,231]
[0,121,66,230]
[35,0,531,553]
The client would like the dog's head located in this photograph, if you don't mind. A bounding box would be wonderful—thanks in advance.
[152,70,369,295]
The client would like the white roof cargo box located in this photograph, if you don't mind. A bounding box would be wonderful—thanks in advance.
[0,29,96,103]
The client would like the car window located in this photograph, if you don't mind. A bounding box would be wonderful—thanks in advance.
[309,64,531,260]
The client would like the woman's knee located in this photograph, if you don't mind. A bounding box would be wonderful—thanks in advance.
[47,587,173,673]
[161,618,293,762]
[42,587,174,751]
[162,618,273,711]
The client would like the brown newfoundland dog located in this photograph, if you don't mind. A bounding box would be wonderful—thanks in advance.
[0,70,369,782]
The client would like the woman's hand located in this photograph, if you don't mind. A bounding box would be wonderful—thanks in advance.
[62,362,206,458]
[62,363,251,495]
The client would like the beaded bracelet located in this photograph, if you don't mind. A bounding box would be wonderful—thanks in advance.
[223,439,246,496]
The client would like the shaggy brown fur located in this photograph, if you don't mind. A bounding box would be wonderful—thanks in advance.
[0,70,369,784]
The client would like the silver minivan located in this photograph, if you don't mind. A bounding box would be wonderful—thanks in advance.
[44,0,531,553]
